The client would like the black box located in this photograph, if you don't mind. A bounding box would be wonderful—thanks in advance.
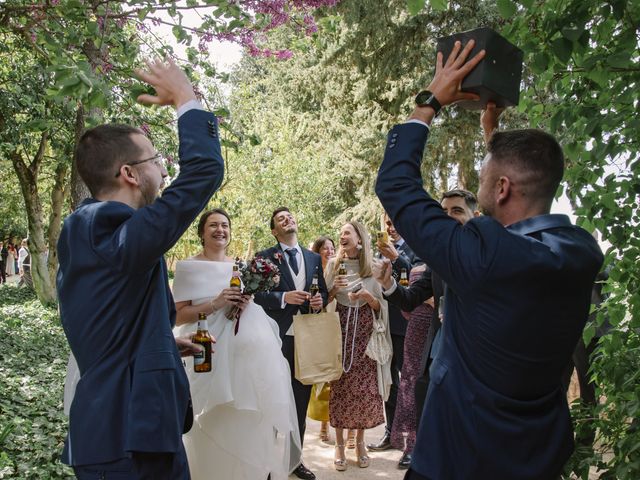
[436,27,523,110]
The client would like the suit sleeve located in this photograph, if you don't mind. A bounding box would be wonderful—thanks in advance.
[375,123,500,294]
[386,268,434,311]
[93,109,224,272]
[391,254,411,276]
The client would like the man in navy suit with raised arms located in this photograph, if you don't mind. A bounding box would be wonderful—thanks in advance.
[375,41,604,479]
[57,59,224,479]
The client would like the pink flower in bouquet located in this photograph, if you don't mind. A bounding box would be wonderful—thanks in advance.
[228,256,281,334]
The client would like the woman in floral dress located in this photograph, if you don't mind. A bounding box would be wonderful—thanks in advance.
[325,221,391,471]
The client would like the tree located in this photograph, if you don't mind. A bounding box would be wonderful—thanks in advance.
[497,1,640,478]
[0,0,340,304]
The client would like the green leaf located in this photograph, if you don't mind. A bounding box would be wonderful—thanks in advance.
[497,0,517,19]
[607,53,629,69]
[582,323,596,345]
[407,0,425,14]
[551,37,573,63]
[561,26,584,42]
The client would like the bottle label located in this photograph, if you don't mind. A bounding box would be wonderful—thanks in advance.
[193,350,205,365]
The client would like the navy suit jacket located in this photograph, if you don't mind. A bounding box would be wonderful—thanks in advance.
[57,109,224,466]
[376,123,603,479]
[254,245,328,339]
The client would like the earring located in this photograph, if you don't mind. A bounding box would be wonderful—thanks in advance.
[356,243,362,250]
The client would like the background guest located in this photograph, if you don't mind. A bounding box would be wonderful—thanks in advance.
[307,235,336,443]
[369,215,413,457]
[325,221,390,471]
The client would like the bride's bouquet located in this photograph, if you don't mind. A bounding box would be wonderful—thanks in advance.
[227,256,281,333]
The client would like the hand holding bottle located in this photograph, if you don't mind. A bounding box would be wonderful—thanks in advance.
[211,287,244,311]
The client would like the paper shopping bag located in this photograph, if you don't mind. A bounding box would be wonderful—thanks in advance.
[293,311,343,385]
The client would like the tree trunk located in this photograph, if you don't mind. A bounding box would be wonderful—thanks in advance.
[47,160,68,287]
[10,132,57,306]
[70,104,91,210]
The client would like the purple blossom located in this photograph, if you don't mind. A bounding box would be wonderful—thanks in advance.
[140,123,151,136]
[275,49,293,60]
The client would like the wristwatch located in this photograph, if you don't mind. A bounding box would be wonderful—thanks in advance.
[415,90,441,116]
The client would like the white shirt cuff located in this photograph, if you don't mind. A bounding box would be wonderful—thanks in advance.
[280,291,287,309]
[405,119,430,129]
[383,279,398,296]
[177,99,204,118]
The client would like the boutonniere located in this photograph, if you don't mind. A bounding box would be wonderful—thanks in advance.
[274,252,284,264]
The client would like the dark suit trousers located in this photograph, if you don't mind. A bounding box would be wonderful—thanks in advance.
[282,335,312,445]
[385,333,405,432]
[0,260,5,283]
[73,446,190,480]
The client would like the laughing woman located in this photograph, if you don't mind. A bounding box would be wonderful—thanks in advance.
[172,209,301,480]
[325,221,391,471]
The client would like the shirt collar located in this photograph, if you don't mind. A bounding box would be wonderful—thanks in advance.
[279,242,301,254]
[506,214,572,236]
[394,238,405,248]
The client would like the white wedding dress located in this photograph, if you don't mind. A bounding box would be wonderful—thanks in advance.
[172,260,302,480]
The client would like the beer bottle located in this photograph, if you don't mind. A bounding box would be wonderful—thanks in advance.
[193,313,213,373]
[230,264,241,288]
[309,270,320,297]
[338,261,347,276]
[399,268,409,287]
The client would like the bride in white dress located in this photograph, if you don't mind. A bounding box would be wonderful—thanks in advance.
[172,208,302,480]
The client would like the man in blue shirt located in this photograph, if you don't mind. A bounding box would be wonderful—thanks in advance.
[376,40,604,479]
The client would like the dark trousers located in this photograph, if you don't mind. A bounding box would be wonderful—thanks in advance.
[404,467,431,480]
[561,337,598,406]
[0,260,5,283]
[385,333,406,433]
[561,337,598,446]
[281,335,312,445]
[414,372,430,431]
[73,446,190,480]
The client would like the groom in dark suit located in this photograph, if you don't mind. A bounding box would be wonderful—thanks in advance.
[376,41,603,479]
[57,59,224,479]
[254,207,328,480]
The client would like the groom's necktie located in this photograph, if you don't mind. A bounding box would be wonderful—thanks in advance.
[285,248,299,275]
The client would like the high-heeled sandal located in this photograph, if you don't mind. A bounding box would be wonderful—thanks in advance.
[319,421,330,443]
[346,429,356,449]
[334,444,347,471]
[356,441,370,468]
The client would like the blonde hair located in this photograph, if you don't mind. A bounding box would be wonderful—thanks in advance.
[333,221,372,279]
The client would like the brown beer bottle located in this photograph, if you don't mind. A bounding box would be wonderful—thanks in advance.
[193,313,213,373]
[338,261,347,276]
[309,271,320,297]
[399,268,409,287]
[230,264,241,288]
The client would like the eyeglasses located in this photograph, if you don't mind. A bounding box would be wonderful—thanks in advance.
[115,153,165,178]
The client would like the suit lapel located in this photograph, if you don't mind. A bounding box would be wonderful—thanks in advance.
[272,245,295,291]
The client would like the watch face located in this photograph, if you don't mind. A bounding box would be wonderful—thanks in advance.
[415,90,434,106]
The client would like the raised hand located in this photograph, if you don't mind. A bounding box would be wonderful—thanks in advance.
[135,57,197,109]
[372,258,394,290]
[427,40,486,107]
[378,242,399,262]
[481,101,504,146]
